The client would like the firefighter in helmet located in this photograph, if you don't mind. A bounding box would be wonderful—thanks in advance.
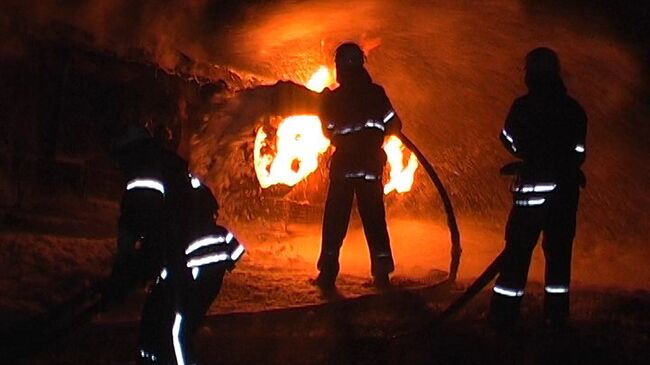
[108,121,244,364]
[140,172,245,365]
[106,124,170,306]
[108,123,192,364]
[315,42,402,289]
[489,47,587,329]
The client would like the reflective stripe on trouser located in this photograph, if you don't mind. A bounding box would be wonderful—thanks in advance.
[139,264,226,365]
[318,177,394,277]
[490,184,578,322]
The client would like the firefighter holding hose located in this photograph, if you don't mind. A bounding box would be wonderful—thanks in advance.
[315,42,402,290]
[489,47,587,329]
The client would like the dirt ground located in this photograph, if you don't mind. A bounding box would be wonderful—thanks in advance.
[1,212,649,365]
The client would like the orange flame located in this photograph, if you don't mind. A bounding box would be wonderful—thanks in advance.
[253,66,418,194]
[383,135,419,194]
[305,65,334,92]
[254,116,330,188]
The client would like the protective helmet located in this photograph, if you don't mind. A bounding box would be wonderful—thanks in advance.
[335,42,365,68]
[525,47,560,76]
[114,124,151,150]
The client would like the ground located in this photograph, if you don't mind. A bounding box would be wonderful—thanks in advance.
[1,205,648,364]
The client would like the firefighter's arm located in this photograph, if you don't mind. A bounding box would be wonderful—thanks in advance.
[319,88,334,139]
[574,105,587,166]
[381,88,402,136]
[500,101,525,158]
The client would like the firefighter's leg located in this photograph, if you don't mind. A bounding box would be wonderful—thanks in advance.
[104,220,140,308]
[542,187,579,327]
[356,179,394,281]
[138,271,174,364]
[489,206,543,327]
[317,178,354,285]
[184,265,227,364]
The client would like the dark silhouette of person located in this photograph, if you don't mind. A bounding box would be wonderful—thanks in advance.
[108,124,244,364]
[315,42,402,289]
[489,47,587,329]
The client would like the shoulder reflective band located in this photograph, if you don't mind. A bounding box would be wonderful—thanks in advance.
[515,198,546,206]
[126,179,165,194]
[231,244,245,261]
[575,144,585,153]
[545,285,569,294]
[185,233,233,255]
[493,285,524,297]
[383,110,395,123]
[501,129,518,152]
[188,173,201,189]
[186,252,230,268]
[513,183,557,193]
[160,267,168,280]
[192,267,200,280]
[172,313,186,365]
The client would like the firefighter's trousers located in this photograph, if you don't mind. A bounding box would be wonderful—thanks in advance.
[138,264,226,364]
[490,184,579,325]
[318,177,394,278]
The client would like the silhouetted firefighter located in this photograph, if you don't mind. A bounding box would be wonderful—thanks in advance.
[489,47,587,329]
[315,42,402,290]
[107,124,244,364]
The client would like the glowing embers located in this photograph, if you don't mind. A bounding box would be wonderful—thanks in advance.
[383,136,419,194]
[254,116,331,188]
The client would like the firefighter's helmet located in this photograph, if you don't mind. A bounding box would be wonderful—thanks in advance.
[335,42,365,68]
[525,47,560,75]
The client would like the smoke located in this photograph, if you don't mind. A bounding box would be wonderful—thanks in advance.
[2,0,648,287]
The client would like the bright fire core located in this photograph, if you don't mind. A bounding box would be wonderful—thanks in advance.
[253,66,418,194]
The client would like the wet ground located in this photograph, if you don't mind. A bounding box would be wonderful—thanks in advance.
[1,207,649,364]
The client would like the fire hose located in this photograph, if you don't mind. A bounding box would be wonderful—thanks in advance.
[399,133,462,281]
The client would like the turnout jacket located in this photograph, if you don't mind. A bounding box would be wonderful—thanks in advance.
[500,92,587,187]
[320,77,401,180]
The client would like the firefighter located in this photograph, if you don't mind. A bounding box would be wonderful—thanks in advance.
[105,125,169,306]
[136,169,244,364]
[107,124,190,364]
[173,173,244,364]
[315,42,402,289]
[488,47,587,329]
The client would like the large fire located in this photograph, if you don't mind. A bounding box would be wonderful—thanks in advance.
[254,115,330,188]
[253,66,418,194]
